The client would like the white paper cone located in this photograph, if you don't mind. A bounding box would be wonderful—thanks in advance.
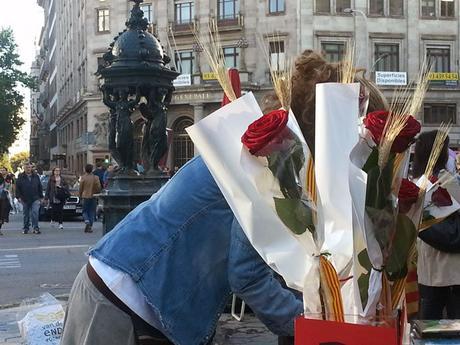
[187,93,313,292]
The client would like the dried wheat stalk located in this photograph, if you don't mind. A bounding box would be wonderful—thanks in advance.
[193,19,237,102]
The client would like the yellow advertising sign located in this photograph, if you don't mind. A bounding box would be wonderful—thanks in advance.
[427,72,459,81]
[202,72,217,80]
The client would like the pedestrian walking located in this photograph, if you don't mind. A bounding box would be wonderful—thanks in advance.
[79,164,101,233]
[45,167,70,230]
[0,176,11,236]
[15,163,43,234]
[0,167,16,214]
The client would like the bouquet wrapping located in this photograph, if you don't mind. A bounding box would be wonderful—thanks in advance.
[187,93,311,292]
[349,110,421,320]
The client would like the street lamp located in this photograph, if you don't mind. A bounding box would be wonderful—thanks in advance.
[344,8,369,75]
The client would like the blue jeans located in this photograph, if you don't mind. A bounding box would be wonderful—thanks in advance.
[82,198,97,226]
[23,200,41,231]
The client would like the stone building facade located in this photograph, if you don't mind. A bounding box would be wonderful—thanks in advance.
[31,0,460,173]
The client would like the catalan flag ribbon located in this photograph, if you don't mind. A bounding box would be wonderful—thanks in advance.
[319,255,345,322]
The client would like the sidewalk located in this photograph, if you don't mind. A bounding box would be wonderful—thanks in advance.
[0,302,277,344]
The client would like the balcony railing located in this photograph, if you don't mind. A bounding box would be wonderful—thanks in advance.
[169,18,198,35]
[39,61,49,82]
[215,12,244,30]
[147,23,157,36]
[39,91,49,108]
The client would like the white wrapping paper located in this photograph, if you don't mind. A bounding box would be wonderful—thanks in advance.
[186,93,312,293]
[315,83,359,275]
[315,83,361,314]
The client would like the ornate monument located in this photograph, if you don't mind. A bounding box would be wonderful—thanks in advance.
[97,0,179,233]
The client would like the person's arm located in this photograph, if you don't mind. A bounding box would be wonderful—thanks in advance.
[419,213,460,253]
[45,179,51,200]
[79,178,84,198]
[38,176,43,200]
[228,218,303,336]
[15,177,22,201]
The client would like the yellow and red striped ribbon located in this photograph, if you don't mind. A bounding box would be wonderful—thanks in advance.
[319,256,345,322]
[306,156,317,204]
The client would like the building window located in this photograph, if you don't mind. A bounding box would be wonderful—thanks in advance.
[421,0,436,16]
[175,1,194,24]
[389,0,404,15]
[218,0,239,20]
[440,0,455,17]
[269,0,285,13]
[97,9,110,32]
[370,0,385,15]
[321,42,346,62]
[423,103,456,124]
[140,4,152,23]
[374,43,399,71]
[269,41,286,71]
[336,0,351,12]
[223,47,239,68]
[173,117,194,169]
[316,0,331,13]
[175,50,194,75]
[426,46,450,72]
[421,0,453,17]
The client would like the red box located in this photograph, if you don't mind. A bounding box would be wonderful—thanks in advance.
[295,316,403,345]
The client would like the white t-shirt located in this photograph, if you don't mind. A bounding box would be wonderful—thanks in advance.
[88,256,162,330]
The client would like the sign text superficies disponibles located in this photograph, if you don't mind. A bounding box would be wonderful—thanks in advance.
[375,71,407,86]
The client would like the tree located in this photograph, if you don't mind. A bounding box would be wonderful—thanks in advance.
[0,154,12,172]
[0,28,36,155]
[10,151,29,173]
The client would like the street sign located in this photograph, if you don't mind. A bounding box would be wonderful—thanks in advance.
[173,74,192,87]
[202,72,218,80]
[375,71,407,86]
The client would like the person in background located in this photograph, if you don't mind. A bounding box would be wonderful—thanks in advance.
[79,164,102,233]
[93,163,105,187]
[0,176,11,236]
[45,167,69,230]
[0,167,16,214]
[412,131,460,319]
[136,161,145,174]
[16,163,43,234]
[102,164,115,189]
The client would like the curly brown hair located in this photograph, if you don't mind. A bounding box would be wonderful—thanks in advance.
[262,50,389,155]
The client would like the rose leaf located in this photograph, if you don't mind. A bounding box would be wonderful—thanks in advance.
[385,214,417,281]
[273,197,314,235]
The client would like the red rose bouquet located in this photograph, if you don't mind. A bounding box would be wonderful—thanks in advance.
[420,172,460,230]
[241,109,315,236]
[349,71,429,322]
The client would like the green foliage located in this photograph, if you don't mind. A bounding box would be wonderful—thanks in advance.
[0,28,36,155]
[274,197,314,235]
[0,154,12,172]
[385,214,417,281]
[10,151,29,172]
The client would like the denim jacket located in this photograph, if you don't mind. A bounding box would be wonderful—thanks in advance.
[90,156,302,344]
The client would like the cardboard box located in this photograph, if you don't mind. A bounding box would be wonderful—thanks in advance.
[295,316,403,345]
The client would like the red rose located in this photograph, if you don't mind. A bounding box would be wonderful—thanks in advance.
[429,175,438,184]
[241,109,290,157]
[363,111,421,153]
[398,178,420,214]
[432,186,453,207]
